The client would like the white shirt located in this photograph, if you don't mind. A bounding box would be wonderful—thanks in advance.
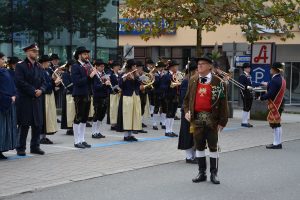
[199,72,212,84]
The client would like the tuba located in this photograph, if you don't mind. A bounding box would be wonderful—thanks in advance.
[170,71,185,88]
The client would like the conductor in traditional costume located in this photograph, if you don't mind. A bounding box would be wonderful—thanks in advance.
[183,55,229,184]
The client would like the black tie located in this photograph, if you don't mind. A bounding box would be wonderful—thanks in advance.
[200,77,207,84]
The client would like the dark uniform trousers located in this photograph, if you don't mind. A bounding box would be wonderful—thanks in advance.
[193,114,218,152]
[93,96,108,122]
[74,95,91,124]
[153,94,166,114]
[165,96,178,118]
[241,90,253,112]
[140,92,147,115]
[17,125,41,151]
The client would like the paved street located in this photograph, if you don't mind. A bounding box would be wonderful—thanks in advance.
[5,139,300,200]
[0,110,300,199]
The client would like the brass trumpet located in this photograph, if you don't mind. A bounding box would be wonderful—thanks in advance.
[213,68,245,90]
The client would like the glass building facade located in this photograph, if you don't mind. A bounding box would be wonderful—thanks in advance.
[0,0,119,63]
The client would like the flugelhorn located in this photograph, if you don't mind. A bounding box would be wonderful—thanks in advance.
[170,71,185,88]
[213,68,246,90]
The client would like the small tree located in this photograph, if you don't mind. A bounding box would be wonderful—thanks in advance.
[121,0,300,56]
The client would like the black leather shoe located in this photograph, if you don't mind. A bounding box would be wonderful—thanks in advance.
[132,131,139,134]
[153,126,158,130]
[86,122,92,127]
[0,153,8,160]
[241,123,253,128]
[66,129,74,135]
[138,130,148,133]
[174,116,180,120]
[57,119,61,123]
[92,133,105,139]
[165,132,172,137]
[124,136,132,141]
[30,148,45,155]
[170,132,178,137]
[111,126,116,130]
[45,138,53,144]
[40,138,48,144]
[161,125,166,129]
[17,151,26,156]
[186,158,198,164]
[129,136,138,142]
[74,143,86,149]
[210,173,220,184]
[266,144,282,149]
[82,142,91,148]
[142,123,147,128]
[192,172,207,183]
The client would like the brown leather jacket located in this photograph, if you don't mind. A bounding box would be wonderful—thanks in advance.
[183,73,229,127]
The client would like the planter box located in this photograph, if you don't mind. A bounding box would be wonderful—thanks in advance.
[250,100,268,120]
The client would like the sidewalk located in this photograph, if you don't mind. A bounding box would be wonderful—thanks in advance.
[0,110,299,198]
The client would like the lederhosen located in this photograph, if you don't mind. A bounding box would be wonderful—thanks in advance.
[239,72,253,112]
[153,71,164,114]
[92,71,110,122]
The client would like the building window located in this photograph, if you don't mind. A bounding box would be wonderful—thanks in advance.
[284,62,300,104]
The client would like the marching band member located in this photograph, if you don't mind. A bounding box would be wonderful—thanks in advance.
[239,63,253,127]
[145,59,155,116]
[39,55,59,144]
[161,60,180,137]
[60,60,75,135]
[183,55,228,184]
[260,62,286,149]
[71,46,92,149]
[178,60,197,164]
[109,61,121,130]
[15,43,46,156]
[0,52,18,159]
[136,61,149,133]
[90,59,110,139]
[116,59,141,142]
[152,61,165,130]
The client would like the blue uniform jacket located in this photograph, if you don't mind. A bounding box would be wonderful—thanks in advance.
[0,68,16,112]
[43,68,55,94]
[71,61,90,96]
[62,71,73,94]
[261,74,283,101]
[92,73,110,98]
[161,71,177,97]
[120,76,140,96]
[110,72,121,94]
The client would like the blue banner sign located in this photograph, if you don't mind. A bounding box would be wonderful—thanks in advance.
[119,18,176,35]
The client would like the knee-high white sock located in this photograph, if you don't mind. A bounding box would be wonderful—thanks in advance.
[185,148,194,159]
[248,111,250,120]
[165,118,170,133]
[96,120,101,133]
[73,124,79,144]
[272,128,277,145]
[153,114,159,126]
[196,150,206,158]
[92,121,97,135]
[242,111,248,124]
[150,105,154,115]
[278,127,282,144]
[274,127,281,145]
[171,118,174,132]
[161,113,166,126]
[79,123,86,143]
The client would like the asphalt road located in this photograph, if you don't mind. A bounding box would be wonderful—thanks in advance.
[5,139,300,200]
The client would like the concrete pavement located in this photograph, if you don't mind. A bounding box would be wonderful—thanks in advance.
[0,109,299,199]
[5,140,300,200]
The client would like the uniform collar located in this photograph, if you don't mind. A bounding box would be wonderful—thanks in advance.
[272,73,280,78]
[199,72,212,84]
